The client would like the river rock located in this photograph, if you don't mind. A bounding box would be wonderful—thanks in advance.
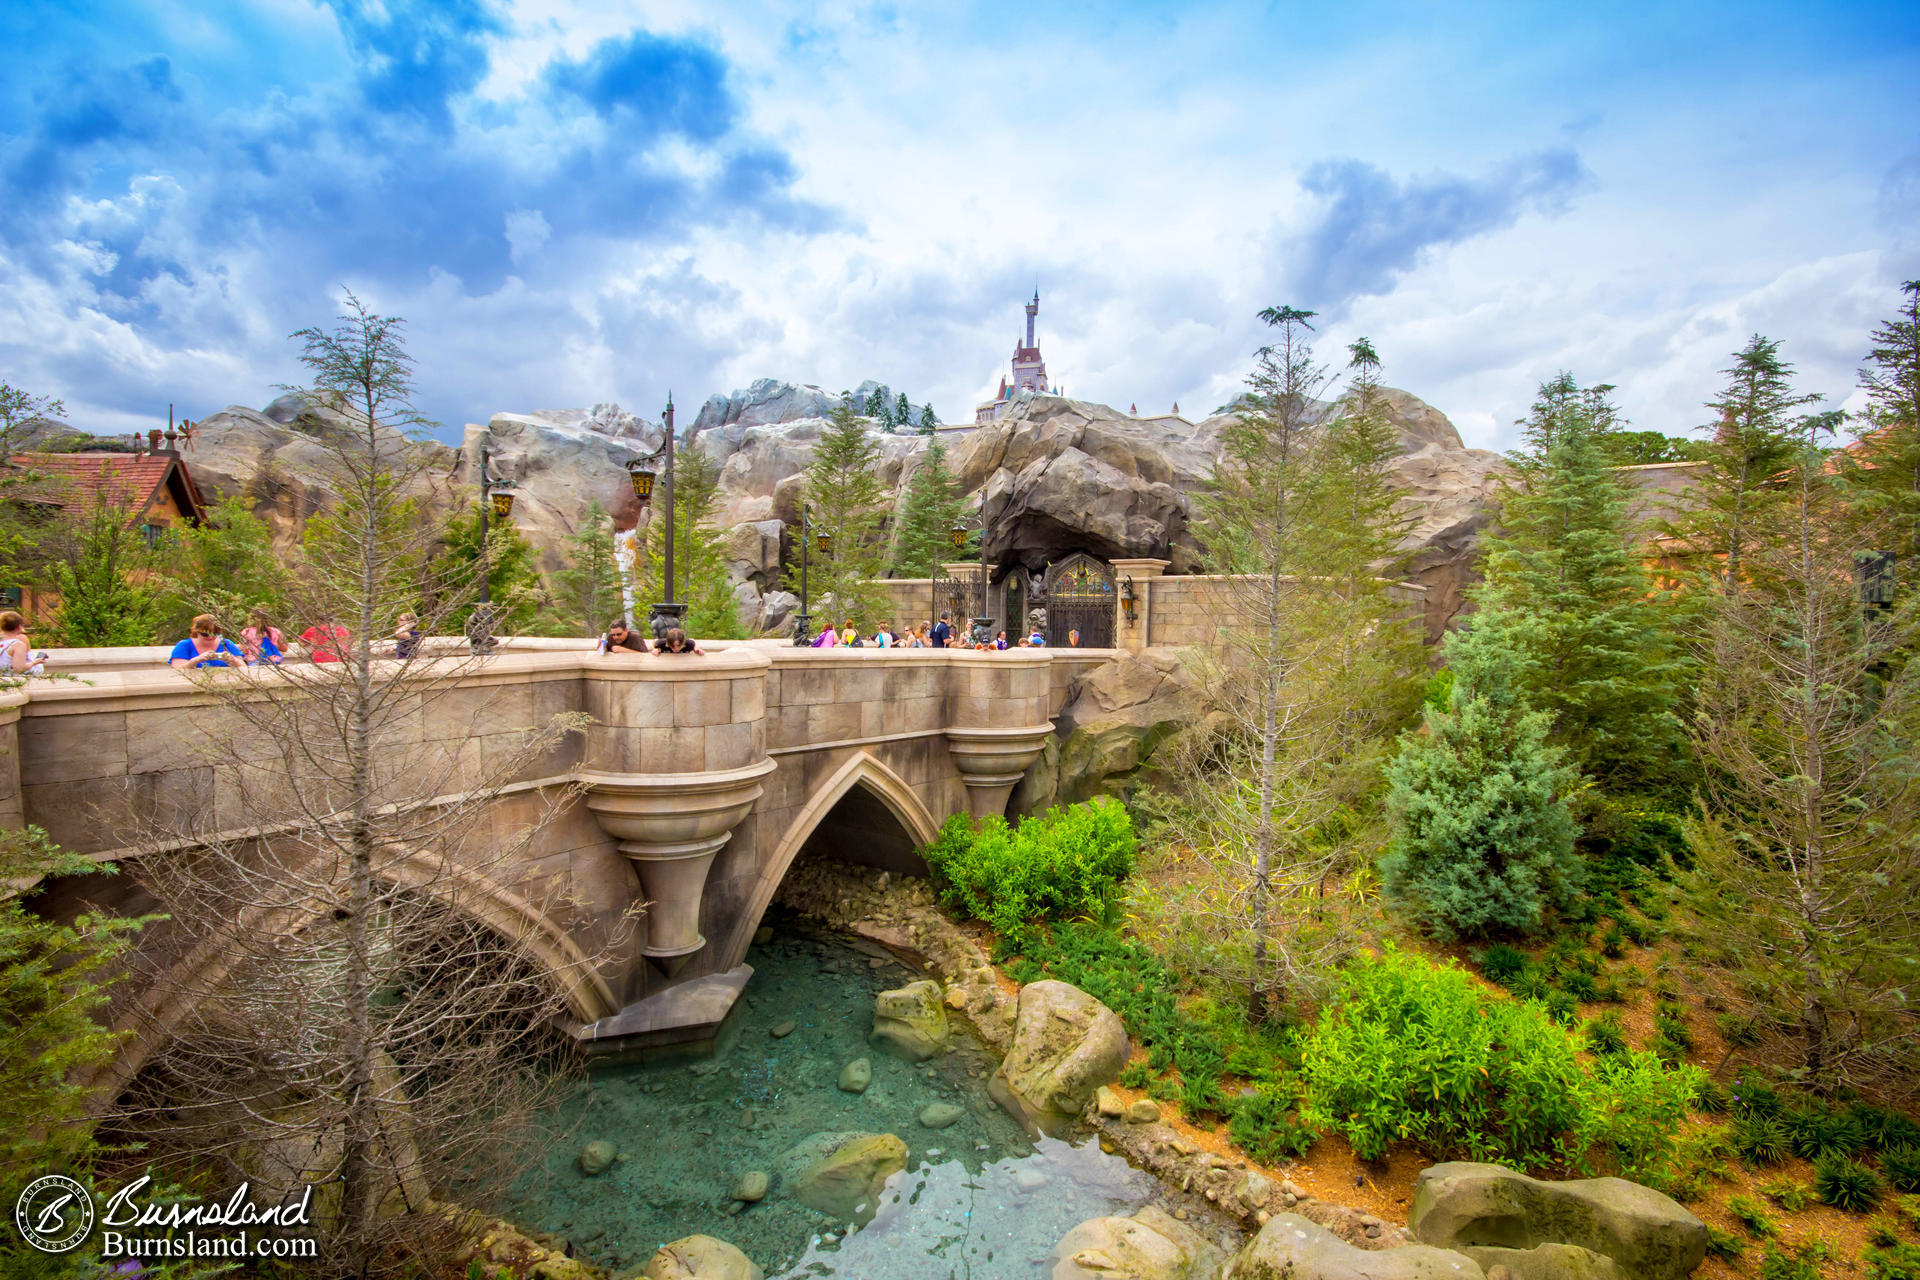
[777,1131,909,1219]
[1096,1086,1126,1118]
[872,980,950,1060]
[1126,1098,1161,1124]
[1048,1203,1223,1280]
[990,980,1129,1136]
[730,1170,770,1203]
[578,1140,616,1175]
[1232,1213,1486,1280]
[919,1102,965,1129]
[642,1234,764,1280]
[770,1020,797,1038]
[838,1058,872,1093]
[1409,1162,1707,1280]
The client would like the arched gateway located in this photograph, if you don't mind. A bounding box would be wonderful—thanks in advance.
[1044,553,1117,648]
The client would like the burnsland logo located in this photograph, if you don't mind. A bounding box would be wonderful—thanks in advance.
[13,1175,95,1254]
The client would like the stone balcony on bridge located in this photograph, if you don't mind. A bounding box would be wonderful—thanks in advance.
[2,640,1115,1075]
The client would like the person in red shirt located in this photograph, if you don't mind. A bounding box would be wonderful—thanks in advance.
[299,622,350,663]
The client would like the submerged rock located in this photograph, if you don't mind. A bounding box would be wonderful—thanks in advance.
[1409,1162,1707,1280]
[770,1020,797,1039]
[990,980,1129,1136]
[578,1140,616,1176]
[777,1131,909,1219]
[1232,1213,1485,1280]
[641,1233,764,1280]
[1049,1203,1224,1280]
[730,1170,769,1203]
[918,1102,965,1129]
[837,1058,872,1093]
[871,980,950,1060]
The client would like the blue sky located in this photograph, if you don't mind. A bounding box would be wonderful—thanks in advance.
[3,1,1915,450]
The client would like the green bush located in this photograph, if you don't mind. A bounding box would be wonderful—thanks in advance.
[1734,1113,1792,1166]
[1300,950,1699,1175]
[1228,1086,1317,1163]
[920,799,1136,935]
[1600,925,1627,958]
[1886,1146,1920,1194]
[1786,1105,1866,1162]
[1760,1244,1824,1280]
[1728,1193,1779,1238]
[1585,1011,1628,1057]
[1762,1177,1811,1212]
[1816,1155,1885,1213]
[1477,943,1532,988]
[1705,1226,1747,1260]
[1867,1243,1920,1280]
[1853,1106,1920,1155]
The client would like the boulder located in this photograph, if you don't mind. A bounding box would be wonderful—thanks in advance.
[577,1139,616,1175]
[990,980,1129,1136]
[1097,1086,1126,1118]
[1409,1163,1707,1280]
[872,980,950,1060]
[729,1170,769,1203]
[642,1234,763,1280]
[776,1131,909,1219]
[838,1058,872,1093]
[1231,1213,1486,1280]
[1462,1243,1619,1280]
[1019,648,1207,811]
[1048,1203,1223,1280]
[919,1102,965,1129]
[1126,1099,1161,1125]
[758,590,800,633]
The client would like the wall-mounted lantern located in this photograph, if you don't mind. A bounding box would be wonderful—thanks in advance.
[1120,576,1137,628]
[816,529,832,556]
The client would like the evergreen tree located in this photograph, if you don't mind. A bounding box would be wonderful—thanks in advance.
[40,474,167,645]
[639,442,744,638]
[0,826,147,1185]
[1450,374,1683,789]
[1382,629,1583,940]
[891,439,966,577]
[153,496,292,639]
[552,500,626,636]
[437,500,545,633]
[1679,335,1820,588]
[864,387,889,423]
[919,403,937,434]
[896,391,912,427]
[1679,402,1920,1093]
[1839,281,1920,587]
[790,404,890,627]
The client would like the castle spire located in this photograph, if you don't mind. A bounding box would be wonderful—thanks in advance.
[1024,289,1038,350]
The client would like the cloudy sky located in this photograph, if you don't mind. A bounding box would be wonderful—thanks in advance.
[4,1,1916,450]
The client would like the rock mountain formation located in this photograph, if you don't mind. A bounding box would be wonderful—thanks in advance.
[145,380,1505,638]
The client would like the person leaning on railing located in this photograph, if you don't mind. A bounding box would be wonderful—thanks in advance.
[599,619,650,655]
[169,614,245,669]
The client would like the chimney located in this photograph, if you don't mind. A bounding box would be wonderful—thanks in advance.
[148,429,163,453]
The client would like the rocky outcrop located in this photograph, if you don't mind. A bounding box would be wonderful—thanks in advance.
[641,1234,764,1280]
[776,1131,909,1219]
[1016,647,1210,812]
[871,979,950,1060]
[1231,1213,1486,1280]
[989,979,1129,1136]
[1409,1163,1707,1280]
[1049,1203,1226,1280]
[690,378,919,435]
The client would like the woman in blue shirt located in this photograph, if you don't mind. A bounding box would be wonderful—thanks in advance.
[169,615,245,669]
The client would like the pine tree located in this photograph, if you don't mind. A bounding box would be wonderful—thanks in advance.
[896,391,911,428]
[891,439,966,577]
[1679,335,1821,588]
[436,499,544,633]
[1382,628,1583,940]
[153,495,293,640]
[791,403,890,627]
[552,500,626,636]
[1839,281,1920,587]
[1450,373,1683,789]
[919,403,937,434]
[1679,403,1920,1093]
[864,387,889,423]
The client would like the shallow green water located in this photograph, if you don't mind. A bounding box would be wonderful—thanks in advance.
[508,920,1221,1278]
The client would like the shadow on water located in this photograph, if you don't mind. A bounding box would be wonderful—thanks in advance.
[508,915,1224,1278]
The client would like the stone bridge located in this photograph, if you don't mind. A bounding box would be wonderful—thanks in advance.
[0,641,1114,1086]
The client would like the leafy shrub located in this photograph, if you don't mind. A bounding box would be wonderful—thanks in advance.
[1543,990,1580,1026]
[1381,686,1583,940]
[1229,1087,1318,1163]
[1560,969,1600,1003]
[1854,1106,1920,1155]
[1705,1226,1746,1260]
[1728,1193,1779,1238]
[1816,1155,1885,1213]
[1300,950,1698,1174]
[1869,1215,1904,1247]
[1867,1243,1920,1280]
[1717,1012,1761,1047]
[1734,1076,1783,1119]
[1761,1178,1810,1212]
[1696,1081,1732,1114]
[1119,1061,1153,1090]
[1654,1008,1693,1051]
[1760,1244,1823,1280]
[1899,1194,1920,1232]
[1619,913,1657,947]
[922,800,1136,935]
[1886,1146,1920,1195]
[1787,1105,1866,1162]
[1600,925,1626,958]
[1477,944,1532,988]
[1585,1011,1628,1057]
[1734,1113,1792,1166]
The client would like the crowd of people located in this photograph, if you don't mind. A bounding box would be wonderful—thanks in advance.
[793,611,1077,651]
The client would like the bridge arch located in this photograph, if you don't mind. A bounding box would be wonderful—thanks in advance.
[87,844,620,1107]
[724,750,941,964]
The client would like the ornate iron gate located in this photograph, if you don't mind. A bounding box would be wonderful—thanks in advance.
[1044,553,1116,648]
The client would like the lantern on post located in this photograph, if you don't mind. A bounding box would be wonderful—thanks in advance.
[489,483,517,521]
[626,458,657,506]
[815,529,832,556]
[949,522,967,551]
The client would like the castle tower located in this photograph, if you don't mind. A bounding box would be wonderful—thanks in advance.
[976,290,1055,422]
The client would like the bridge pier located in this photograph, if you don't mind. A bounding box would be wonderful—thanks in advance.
[945,725,1054,819]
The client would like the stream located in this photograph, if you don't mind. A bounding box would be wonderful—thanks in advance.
[507,918,1234,1277]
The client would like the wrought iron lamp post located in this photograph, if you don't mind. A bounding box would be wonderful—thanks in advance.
[624,395,689,639]
[470,433,517,655]
[949,511,994,644]
[792,503,813,645]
